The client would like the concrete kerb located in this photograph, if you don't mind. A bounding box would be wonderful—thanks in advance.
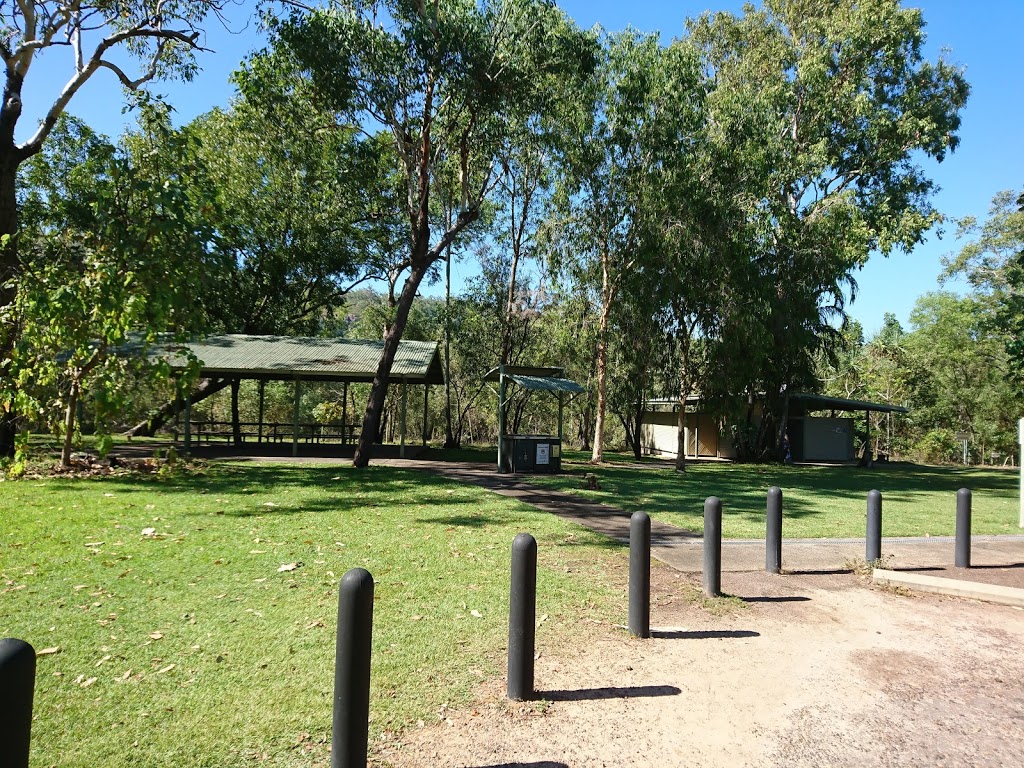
[873,568,1024,607]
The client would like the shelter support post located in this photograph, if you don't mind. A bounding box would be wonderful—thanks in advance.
[400,379,408,459]
[558,392,564,441]
[257,380,266,445]
[342,382,348,445]
[292,379,302,458]
[866,410,871,459]
[183,393,192,455]
[422,385,429,446]
[497,366,507,473]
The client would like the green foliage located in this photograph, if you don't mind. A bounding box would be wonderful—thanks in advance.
[688,0,969,458]
[180,70,404,334]
[944,188,1024,396]
[9,111,206,462]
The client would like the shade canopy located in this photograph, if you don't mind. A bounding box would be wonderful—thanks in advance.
[159,334,445,384]
[482,366,585,394]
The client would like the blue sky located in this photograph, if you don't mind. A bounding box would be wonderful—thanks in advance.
[20,1,1024,338]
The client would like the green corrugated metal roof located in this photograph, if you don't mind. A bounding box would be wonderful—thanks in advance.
[160,335,444,384]
[506,374,586,394]
[791,392,908,414]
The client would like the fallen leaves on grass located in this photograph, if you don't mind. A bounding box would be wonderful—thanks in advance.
[277,562,303,573]
[36,646,61,657]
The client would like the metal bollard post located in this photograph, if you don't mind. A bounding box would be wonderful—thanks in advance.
[629,512,651,638]
[508,533,537,701]
[955,488,972,568]
[333,568,374,768]
[704,497,722,597]
[766,487,783,574]
[866,490,882,563]
[0,638,35,768]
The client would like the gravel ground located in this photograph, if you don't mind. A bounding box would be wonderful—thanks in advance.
[382,568,1024,768]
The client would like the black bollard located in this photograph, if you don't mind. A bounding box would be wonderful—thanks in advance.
[766,487,783,574]
[629,511,651,639]
[0,638,35,768]
[508,532,537,701]
[704,497,722,597]
[955,488,972,568]
[866,490,882,563]
[333,568,374,768]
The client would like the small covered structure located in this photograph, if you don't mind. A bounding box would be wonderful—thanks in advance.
[641,392,908,462]
[483,365,585,474]
[160,335,444,457]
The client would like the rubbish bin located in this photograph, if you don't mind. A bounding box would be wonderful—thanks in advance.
[500,435,562,473]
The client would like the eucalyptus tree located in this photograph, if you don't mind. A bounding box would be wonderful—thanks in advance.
[549,31,678,463]
[943,189,1024,392]
[0,0,231,456]
[688,0,969,459]
[273,0,597,466]
[184,80,404,335]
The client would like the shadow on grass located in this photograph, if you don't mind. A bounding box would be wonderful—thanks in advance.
[540,685,681,701]
[650,629,760,639]
[523,459,1020,531]
[60,464,586,525]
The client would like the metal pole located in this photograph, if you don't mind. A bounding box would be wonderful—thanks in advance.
[629,512,651,638]
[292,379,302,458]
[400,378,407,459]
[183,393,192,456]
[342,382,349,446]
[955,488,972,568]
[703,497,722,597]
[332,569,374,768]
[257,380,266,445]
[766,486,783,574]
[507,532,537,700]
[497,366,507,473]
[0,638,35,768]
[866,489,882,563]
[422,384,429,446]
[557,392,564,441]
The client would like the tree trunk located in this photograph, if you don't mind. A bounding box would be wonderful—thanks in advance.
[675,400,688,473]
[443,244,456,449]
[0,146,22,458]
[353,263,428,467]
[775,392,791,461]
[591,309,610,463]
[632,396,643,461]
[61,380,80,466]
[124,378,230,437]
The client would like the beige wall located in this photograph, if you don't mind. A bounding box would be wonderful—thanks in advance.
[640,411,724,458]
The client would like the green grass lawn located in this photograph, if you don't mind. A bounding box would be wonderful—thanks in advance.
[516,451,1022,538]
[0,463,625,768]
